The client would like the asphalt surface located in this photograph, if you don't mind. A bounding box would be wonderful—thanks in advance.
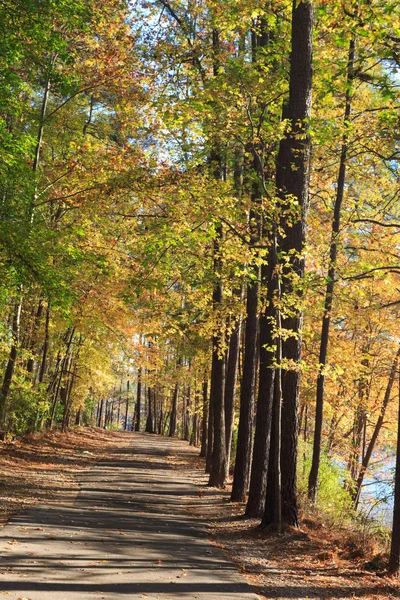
[0,432,260,600]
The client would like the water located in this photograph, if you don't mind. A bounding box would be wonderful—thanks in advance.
[359,451,395,527]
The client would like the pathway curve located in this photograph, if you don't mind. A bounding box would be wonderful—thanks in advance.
[0,432,260,600]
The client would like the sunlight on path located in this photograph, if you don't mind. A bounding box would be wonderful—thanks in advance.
[0,433,260,600]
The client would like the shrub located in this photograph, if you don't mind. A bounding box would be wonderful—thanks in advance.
[298,440,354,521]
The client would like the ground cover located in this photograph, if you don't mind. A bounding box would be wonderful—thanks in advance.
[0,428,400,600]
[167,439,400,600]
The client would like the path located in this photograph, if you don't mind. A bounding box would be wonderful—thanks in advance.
[0,433,260,600]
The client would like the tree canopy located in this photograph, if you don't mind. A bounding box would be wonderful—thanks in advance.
[1,0,400,565]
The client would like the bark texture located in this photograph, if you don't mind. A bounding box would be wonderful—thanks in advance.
[265,0,313,528]
[231,281,258,501]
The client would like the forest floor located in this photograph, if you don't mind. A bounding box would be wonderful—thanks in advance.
[169,441,400,600]
[0,428,399,600]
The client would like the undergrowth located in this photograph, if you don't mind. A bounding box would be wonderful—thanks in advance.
[298,440,391,565]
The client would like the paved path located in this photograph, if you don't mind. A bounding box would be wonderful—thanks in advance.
[0,433,260,600]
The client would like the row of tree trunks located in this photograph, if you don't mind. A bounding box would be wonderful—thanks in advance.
[229,0,313,529]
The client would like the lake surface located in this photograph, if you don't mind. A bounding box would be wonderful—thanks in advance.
[359,451,395,527]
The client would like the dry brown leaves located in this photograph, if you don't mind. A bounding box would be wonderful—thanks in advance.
[0,427,130,527]
[1,430,400,600]
[166,440,400,600]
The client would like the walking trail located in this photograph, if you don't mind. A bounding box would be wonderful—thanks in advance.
[0,432,260,600]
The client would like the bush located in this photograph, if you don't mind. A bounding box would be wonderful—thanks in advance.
[298,440,354,521]
[7,382,50,435]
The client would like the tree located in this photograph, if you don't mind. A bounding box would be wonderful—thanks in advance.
[389,369,400,575]
[263,0,314,529]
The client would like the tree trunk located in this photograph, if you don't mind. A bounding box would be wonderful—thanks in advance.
[207,27,228,489]
[38,300,51,384]
[33,77,51,173]
[200,381,209,457]
[62,359,78,433]
[347,356,370,484]
[224,318,242,467]
[135,367,142,431]
[117,388,121,427]
[308,37,356,502]
[353,347,400,508]
[206,387,214,473]
[145,387,154,433]
[262,381,278,526]
[246,255,275,517]
[0,295,23,427]
[191,386,199,446]
[169,382,179,437]
[268,0,313,528]
[97,399,104,427]
[244,8,275,517]
[231,280,259,501]
[208,226,227,487]
[49,328,75,429]
[389,369,400,574]
[124,379,130,431]
[27,300,43,374]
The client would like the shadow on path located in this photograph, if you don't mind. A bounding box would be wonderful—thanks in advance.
[0,432,260,600]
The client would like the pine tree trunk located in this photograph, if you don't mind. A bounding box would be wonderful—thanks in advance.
[200,381,209,457]
[267,0,313,528]
[169,382,179,437]
[246,256,275,517]
[231,281,259,501]
[224,318,242,467]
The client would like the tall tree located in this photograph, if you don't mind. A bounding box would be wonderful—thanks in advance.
[308,34,356,502]
[264,0,313,528]
[389,369,400,575]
